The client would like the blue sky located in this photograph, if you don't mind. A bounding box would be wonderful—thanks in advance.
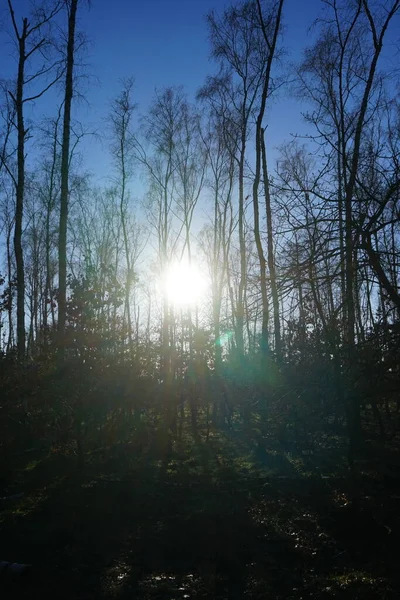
[4,0,397,186]
[82,0,320,102]
[81,0,321,162]
[1,0,324,181]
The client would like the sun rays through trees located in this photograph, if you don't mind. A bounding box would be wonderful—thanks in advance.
[0,1,400,597]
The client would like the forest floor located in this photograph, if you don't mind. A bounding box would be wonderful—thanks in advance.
[0,418,399,599]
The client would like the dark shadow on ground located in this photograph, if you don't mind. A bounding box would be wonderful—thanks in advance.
[1,423,399,599]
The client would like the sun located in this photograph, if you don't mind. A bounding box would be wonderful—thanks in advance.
[163,260,208,308]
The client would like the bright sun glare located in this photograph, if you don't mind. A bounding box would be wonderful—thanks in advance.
[163,261,208,307]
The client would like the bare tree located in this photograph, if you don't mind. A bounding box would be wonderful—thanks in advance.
[109,79,136,355]
[203,1,268,357]
[58,0,79,357]
[200,113,236,373]
[6,0,63,358]
[297,0,400,457]
[34,110,63,339]
[251,0,284,359]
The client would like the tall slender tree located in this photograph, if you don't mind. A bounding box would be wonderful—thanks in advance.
[109,79,136,356]
[58,0,78,356]
[6,0,62,358]
[251,0,284,359]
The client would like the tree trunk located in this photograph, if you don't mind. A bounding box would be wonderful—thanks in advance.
[6,224,14,352]
[13,20,28,359]
[252,0,284,358]
[261,129,282,361]
[58,0,78,356]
